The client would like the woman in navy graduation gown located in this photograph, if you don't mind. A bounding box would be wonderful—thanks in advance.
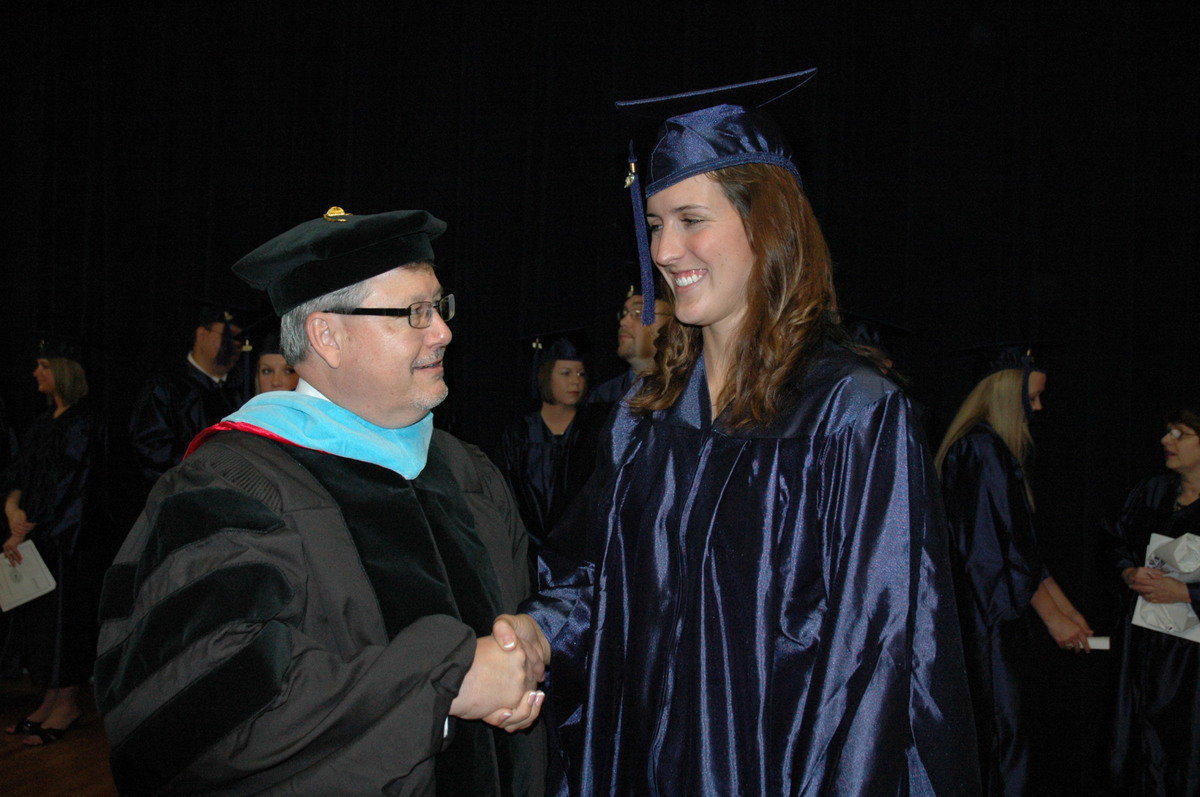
[935,350,1093,794]
[498,335,605,563]
[519,71,978,795]
[2,340,109,746]
[1108,401,1200,794]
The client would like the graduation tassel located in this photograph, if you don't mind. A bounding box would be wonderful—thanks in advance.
[625,144,657,326]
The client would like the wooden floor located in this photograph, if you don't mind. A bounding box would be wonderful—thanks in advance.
[0,678,117,796]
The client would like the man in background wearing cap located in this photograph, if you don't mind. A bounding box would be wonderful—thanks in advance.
[588,288,672,408]
[95,208,547,794]
[127,302,247,486]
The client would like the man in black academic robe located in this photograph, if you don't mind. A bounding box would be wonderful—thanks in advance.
[96,208,548,794]
[128,304,247,487]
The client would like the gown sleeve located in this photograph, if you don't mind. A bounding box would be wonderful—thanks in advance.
[128,375,184,484]
[941,431,1047,626]
[95,450,477,793]
[806,390,979,794]
[1103,476,1158,575]
[520,397,636,655]
[41,410,108,555]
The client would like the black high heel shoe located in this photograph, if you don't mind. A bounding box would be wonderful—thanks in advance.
[6,717,41,735]
[24,715,81,746]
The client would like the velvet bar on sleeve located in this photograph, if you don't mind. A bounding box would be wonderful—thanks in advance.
[96,429,542,795]
[524,343,978,795]
[940,423,1047,795]
[1107,474,1200,794]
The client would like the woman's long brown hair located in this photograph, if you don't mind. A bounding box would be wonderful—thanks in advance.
[627,163,837,431]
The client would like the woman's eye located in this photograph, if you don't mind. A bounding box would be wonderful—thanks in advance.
[646,221,662,235]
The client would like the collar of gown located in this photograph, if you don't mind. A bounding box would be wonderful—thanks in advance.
[223,379,433,479]
[660,340,890,440]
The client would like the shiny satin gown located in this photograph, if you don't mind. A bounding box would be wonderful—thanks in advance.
[526,342,978,795]
[1108,474,1200,794]
[497,405,607,564]
[0,401,109,687]
[940,423,1048,795]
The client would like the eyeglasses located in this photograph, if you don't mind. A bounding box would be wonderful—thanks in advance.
[617,306,673,322]
[334,294,455,329]
[1167,427,1198,441]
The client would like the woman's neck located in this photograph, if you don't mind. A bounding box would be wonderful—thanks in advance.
[540,402,575,435]
[52,395,69,418]
[701,324,739,420]
[1178,469,1200,501]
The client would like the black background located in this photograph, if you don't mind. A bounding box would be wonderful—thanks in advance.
[3,2,1197,789]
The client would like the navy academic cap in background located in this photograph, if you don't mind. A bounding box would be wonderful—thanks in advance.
[956,339,1054,421]
[616,69,816,323]
[521,326,590,364]
[520,327,591,402]
[232,207,446,316]
[955,341,1051,382]
[193,298,249,331]
[37,332,85,364]
[839,309,912,359]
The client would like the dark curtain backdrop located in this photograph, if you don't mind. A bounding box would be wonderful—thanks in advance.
[3,2,1197,790]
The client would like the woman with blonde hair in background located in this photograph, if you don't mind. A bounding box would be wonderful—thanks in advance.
[937,346,1092,794]
[3,337,109,746]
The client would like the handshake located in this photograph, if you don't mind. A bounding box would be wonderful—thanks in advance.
[449,613,550,733]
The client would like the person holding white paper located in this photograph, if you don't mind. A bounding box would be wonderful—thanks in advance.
[936,346,1093,795]
[1108,400,1200,793]
[2,338,109,746]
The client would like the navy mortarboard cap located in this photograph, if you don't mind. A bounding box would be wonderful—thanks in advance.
[194,299,247,331]
[957,340,1050,421]
[839,309,911,358]
[522,327,590,402]
[232,313,282,402]
[258,330,284,358]
[964,342,1048,381]
[232,206,447,316]
[37,332,84,363]
[616,69,816,323]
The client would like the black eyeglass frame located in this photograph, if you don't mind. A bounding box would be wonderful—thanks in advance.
[616,306,674,322]
[333,294,455,329]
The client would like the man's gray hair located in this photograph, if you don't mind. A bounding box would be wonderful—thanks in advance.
[279,279,373,364]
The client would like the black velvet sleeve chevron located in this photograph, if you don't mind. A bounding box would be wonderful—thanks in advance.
[95,436,481,794]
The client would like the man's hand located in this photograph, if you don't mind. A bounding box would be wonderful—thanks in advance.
[492,613,550,680]
[450,634,543,732]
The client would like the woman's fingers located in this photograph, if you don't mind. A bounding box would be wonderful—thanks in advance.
[503,690,545,732]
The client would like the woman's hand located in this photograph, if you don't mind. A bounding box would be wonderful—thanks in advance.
[1123,566,1164,588]
[1041,576,1094,636]
[1130,571,1190,605]
[5,506,35,537]
[1043,613,1092,652]
[2,534,24,567]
